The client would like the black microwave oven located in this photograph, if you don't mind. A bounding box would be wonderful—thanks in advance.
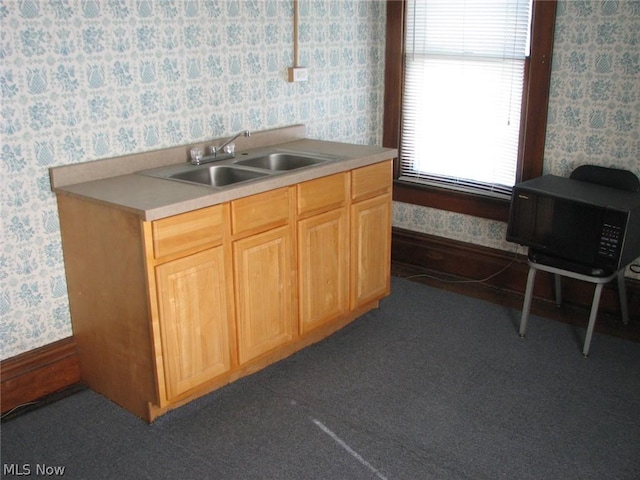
[506,174,640,277]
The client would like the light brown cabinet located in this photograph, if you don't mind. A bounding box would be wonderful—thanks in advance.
[297,173,349,334]
[146,204,234,404]
[155,247,232,400]
[350,161,392,309]
[56,159,392,422]
[230,188,296,364]
[350,195,392,308]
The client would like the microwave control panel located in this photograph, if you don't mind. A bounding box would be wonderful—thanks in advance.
[598,223,621,259]
[597,210,627,262]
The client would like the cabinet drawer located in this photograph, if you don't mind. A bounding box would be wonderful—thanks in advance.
[351,160,392,201]
[297,173,348,217]
[152,205,224,259]
[231,187,290,236]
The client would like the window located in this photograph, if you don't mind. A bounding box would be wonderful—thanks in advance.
[401,0,531,197]
[384,0,557,221]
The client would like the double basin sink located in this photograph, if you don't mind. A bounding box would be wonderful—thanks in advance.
[138,149,342,188]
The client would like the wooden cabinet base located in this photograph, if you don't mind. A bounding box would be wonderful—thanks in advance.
[146,300,379,422]
[53,160,393,423]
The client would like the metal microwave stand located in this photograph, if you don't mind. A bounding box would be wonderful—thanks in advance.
[518,259,629,357]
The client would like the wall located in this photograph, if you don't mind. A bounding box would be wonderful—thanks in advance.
[394,0,640,279]
[0,0,386,360]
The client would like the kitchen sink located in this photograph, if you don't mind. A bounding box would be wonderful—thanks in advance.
[169,165,268,187]
[234,153,328,171]
[136,148,342,189]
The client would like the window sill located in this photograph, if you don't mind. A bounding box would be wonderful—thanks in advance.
[393,180,511,222]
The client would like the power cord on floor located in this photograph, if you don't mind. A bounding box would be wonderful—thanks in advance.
[630,263,640,274]
[1,384,86,422]
[1,402,38,420]
[403,246,521,284]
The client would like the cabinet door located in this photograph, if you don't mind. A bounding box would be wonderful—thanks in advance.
[350,194,392,309]
[156,247,231,400]
[298,208,348,334]
[234,225,295,364]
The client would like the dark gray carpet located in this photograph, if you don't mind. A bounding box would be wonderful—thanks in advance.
[3,277,640,480]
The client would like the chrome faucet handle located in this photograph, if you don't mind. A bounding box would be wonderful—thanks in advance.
[193,130,249,165]
[190,147,203,165]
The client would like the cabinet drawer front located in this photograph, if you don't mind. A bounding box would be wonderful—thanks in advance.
[231,187,290,235]
[351,160,392,201]
[152,205,224,259]
[297,173,348,216]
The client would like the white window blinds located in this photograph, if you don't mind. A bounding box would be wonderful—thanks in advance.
[400,0,532,197]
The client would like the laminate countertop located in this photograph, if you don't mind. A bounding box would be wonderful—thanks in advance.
[51,129,397,221]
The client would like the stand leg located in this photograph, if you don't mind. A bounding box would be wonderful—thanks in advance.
[617,270,629,325]
[519,267,537,338]
[554,274,562,307]
[583,283,604,357]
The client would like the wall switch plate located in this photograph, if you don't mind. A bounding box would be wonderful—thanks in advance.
[288,67,308,82]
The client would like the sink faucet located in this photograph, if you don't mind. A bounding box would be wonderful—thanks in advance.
[215,129,250,155]
[191,130,251,165]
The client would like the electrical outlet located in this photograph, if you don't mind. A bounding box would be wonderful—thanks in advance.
[288,67,308,82]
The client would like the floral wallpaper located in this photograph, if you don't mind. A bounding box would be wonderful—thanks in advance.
[394,0,640,280]
[2,0,638,360]
[0,0,386,359]
[544,0,639,178]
